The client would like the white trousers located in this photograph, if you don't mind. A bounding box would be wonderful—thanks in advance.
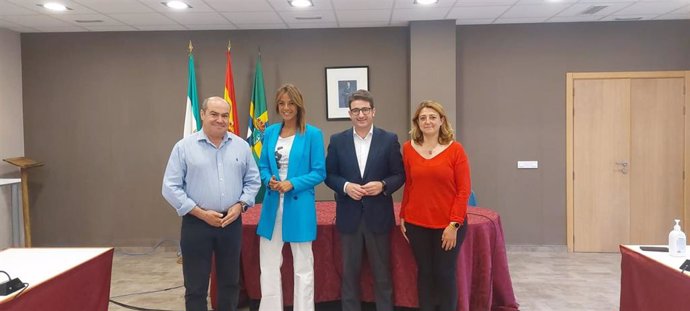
[259,203,314,311]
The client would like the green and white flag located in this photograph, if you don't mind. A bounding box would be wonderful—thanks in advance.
[183,42,201,137]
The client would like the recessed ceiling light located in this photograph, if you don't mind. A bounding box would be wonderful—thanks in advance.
[163,1,191,10]
[414,0,439,5]
[38,2,70,11]
[289,0,313,8]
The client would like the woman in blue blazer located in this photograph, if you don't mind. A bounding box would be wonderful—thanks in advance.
[256,83,326,311]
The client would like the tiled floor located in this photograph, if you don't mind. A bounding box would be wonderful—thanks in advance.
[108,247,621,311]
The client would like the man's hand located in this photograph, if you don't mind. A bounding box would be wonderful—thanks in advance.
[361,181,384,196]
[345,183,366,200]
[190,206,223,227]
[220,203,242,227]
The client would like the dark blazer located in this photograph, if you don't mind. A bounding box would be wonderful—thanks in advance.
[325,127,405,234]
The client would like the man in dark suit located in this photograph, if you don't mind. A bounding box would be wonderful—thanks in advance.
[325,90,405,311]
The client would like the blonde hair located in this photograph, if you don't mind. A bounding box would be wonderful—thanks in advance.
[274,83,306,133]
[410,100,455,145]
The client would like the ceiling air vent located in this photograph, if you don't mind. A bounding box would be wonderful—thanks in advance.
[295,16,322,20]
[580,6,607,15]
[614,17,643,21]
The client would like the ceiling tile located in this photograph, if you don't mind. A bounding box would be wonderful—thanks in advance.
[268,0,333,11]
[455,0,517,5]
[1,14,75,27]
[8,0,98,15]
[137,0,215,13]
[547,15,605,22]
[33,25,89,32]
[185,24,237,30]
[279,9,337,23]
[456,18,497,24]
[339,21,392,27]
[286,21,338,28]
[71,0,157,14]
[52,13,126,26]
[494,16,548,23]
[556,3,631,16]
[337,9,390,22]
[613,2,688,15]
[236,23,287,29]
[601,14,657,20]
[205,0,273,12]
[109,13,178,25]
[83,25,138,31]
[165,12,229,25]
[501,3,573,18]
[0,1,38,15]
[447,5,510,19]
[135,24,187,30]
[221,11,283,24]
[391,8,450,21]
[655,12,690,19]
[394,0,456,9]
[332,0,394,10]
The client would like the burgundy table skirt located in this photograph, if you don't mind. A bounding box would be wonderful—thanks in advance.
[620,245,690,311]
[0,248,114,311]
[212,202,519,311]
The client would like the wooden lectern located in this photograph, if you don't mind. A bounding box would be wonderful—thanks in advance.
[3,157,44,247]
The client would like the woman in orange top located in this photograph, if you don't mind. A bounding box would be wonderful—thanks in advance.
[400,100,471,311]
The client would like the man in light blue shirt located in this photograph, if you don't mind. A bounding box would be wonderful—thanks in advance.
[162,96,260,311]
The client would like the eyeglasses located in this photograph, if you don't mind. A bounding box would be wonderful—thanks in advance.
[350,107,372,115]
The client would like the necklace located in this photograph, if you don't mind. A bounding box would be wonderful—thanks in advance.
[424,143,438,155]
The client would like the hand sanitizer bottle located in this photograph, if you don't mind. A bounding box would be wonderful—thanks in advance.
[669,219,687,257]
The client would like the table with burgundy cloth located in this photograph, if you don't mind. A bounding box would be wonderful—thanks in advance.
[620,245,690,311]
[0,248,114,311]
[212,202,519,311]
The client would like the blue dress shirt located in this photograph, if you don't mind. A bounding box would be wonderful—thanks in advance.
[162,131,261,216]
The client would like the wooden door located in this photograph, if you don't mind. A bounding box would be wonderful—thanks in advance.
[630,78,685,245]
[573,79,631,252]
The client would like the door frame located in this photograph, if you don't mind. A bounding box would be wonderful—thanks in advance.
[566,71,690,252]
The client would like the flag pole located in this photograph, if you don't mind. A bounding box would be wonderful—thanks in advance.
[228,40,231,51]
[188,40,193,54]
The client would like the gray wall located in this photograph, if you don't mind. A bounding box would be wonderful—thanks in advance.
[0,28,24,248]
[21,28,409,246]
[19,20,690,246]
[456,20,690,244]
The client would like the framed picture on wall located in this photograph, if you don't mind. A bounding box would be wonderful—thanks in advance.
[325,66,369,120]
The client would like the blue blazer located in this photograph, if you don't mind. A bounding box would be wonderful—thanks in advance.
[325,127,405,234]
[256,123,326,242]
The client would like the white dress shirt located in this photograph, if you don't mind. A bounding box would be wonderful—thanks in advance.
[343,126,373,194]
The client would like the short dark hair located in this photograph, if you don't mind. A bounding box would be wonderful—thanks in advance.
[347,89,374,109]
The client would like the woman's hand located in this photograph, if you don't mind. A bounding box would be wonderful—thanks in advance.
[275,180,293,193]
[400,218,409,243]
[441,225,458,251]
[268,175,279,190]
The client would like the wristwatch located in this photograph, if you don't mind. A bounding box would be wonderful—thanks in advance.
[238,201,249,213]
[380,180,387,194]
[449,222,460,229]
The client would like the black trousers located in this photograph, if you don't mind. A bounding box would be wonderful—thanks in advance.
[340,221,393,311]
[406,218,468,311]
[181,214,242,311]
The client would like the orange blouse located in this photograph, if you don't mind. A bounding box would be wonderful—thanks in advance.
[400,141,471,229]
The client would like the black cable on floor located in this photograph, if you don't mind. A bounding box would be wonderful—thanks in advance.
[110,284,184,299]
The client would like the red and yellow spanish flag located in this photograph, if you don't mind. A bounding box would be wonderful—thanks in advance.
[224,41,240,134]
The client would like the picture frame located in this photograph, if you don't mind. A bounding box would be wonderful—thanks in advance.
[325,66,369,120]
